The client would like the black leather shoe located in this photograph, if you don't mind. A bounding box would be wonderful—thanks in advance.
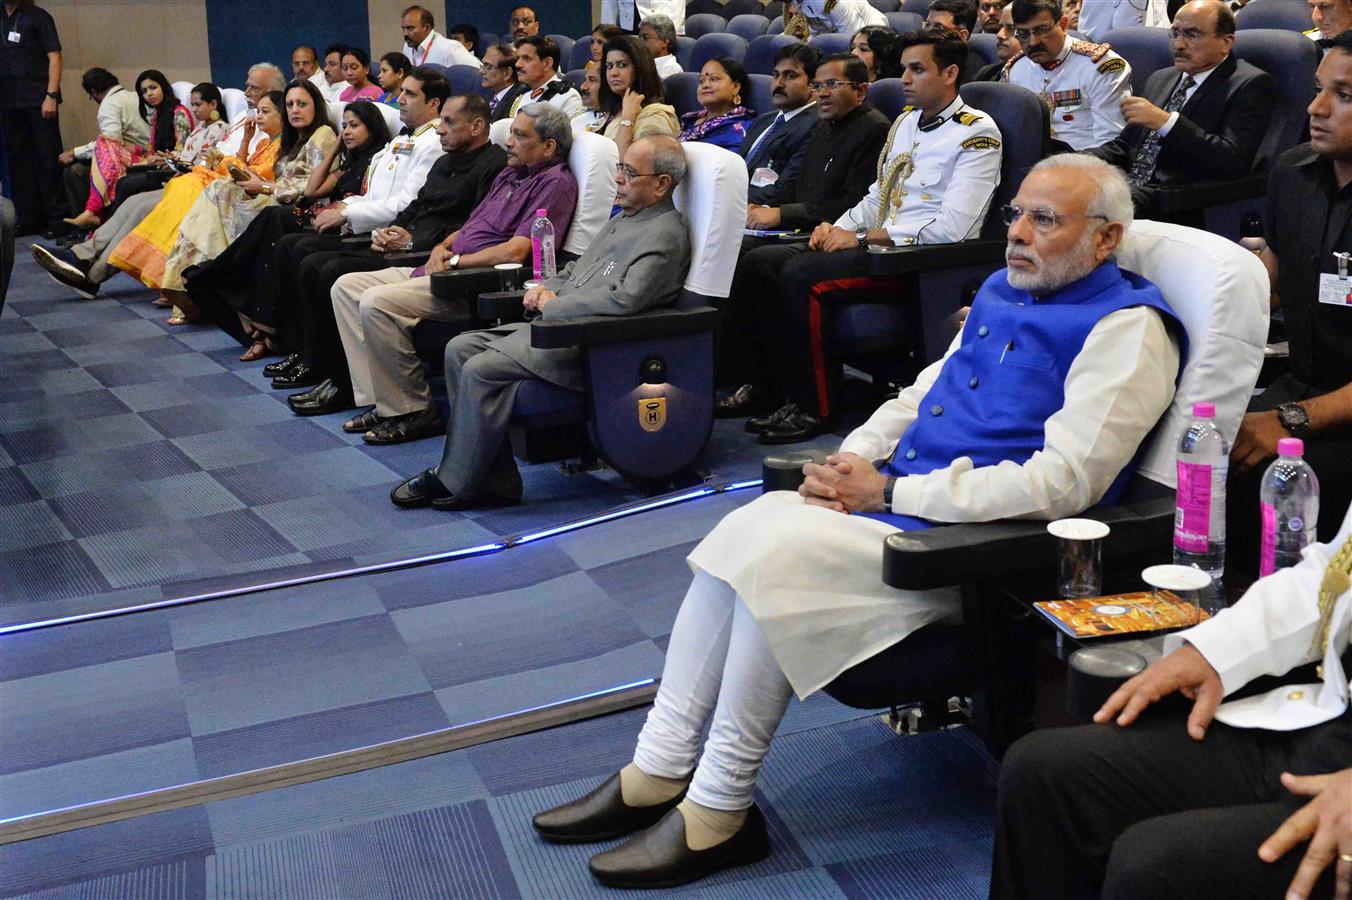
[288,379,354,416]
[587,804,770,889]
[758,408,836,445]
[745,402,798,435]
[715,383,780,420]
[532,772,686,844]
[272,362,322,389]
[263,353,303,378]
[430,491,521,512]
[363,407,445,445]
[31,244,99,299]
[287,378,331,407]
[390,468,451,508]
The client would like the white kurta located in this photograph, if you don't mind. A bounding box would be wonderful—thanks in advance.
[689,304,1179,697]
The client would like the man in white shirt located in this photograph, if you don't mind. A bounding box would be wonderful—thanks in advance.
[1077,0,1170,39]
[290,44,318,81]
[507,35,583,119]
[639,14,685,79]
[994,502,1352,900]
[603,0,687,34]
[532,155,1184,890]
[311,43,348,103]
[785,0,890,39]
[400,4,478,68]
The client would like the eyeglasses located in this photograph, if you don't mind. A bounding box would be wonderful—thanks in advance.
[1012,23,1058,41]
[480,61,512,71]
[1001,204,1108,233]
[1168,26,1218,41]
[510,16,535,25]
[615,164,661,181]
[808,79,862,92]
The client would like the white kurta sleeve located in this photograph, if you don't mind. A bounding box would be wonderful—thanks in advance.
[839,332,960,461]
[1166,506,1352,695]
[889,305,1179,520]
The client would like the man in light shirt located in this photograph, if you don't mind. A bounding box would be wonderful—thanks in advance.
[400,4,478,68]
[312,43,348,103]
[603,0,687,34]
[994,501,1352,900]
[639,14,685,80]
[531,154,1185,890]
[291,44,318,81]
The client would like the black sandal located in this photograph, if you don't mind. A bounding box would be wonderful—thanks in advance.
[362,408,445,445]
[342,407,383,434]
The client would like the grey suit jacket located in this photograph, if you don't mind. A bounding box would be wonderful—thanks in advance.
[485,199,691,391]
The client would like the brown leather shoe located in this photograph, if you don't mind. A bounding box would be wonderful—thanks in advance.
[532,772,686,844]
[587,804,769,889]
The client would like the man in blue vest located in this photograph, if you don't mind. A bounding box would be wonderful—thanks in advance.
[530,154,1185,889]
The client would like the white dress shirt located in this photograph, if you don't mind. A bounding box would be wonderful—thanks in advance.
[602,0,687,33]
[789,0,890,36]
[406,29,478,68]
[339,119,445,233]
[508,73,585,119]
[654,53,684,80]
[1008,37,1133,150]
[1077,0,1171,39]
[310,71,346,104]
[1168,504,1352,731]
[74,86,151,159]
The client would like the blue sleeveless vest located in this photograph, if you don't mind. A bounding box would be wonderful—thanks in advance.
[862,261,1185,531]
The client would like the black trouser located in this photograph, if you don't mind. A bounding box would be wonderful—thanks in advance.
[106,168,173,218]
[0,106,64,232]
[1227,373,1352,582]
[62,159,90,217]
[992,702,1349,900]
[715,236,792,392]
[293,236,400,391]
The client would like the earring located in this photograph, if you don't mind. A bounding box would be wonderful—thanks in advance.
[733,94,741,105]
[210,110,220,122]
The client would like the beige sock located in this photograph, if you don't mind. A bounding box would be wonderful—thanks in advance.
[676,798,747,851]
[618,763,689,807]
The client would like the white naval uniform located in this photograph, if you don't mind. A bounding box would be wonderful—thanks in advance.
[834,96,1003,247]
[508,74,586,120]
[785,0,889,37]
[686,305,1179,697]
[1009,37,1131,151]
[405,29,479,68]
[1077,0,1170,40]
[1167,504,1352,731]
[601,0,687,33]
[340,120,445,234]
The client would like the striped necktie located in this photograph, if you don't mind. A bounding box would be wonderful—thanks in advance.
[1128,73,1195,186]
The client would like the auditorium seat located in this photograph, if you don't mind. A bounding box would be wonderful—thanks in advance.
[748,73,775,117]
[765,0,786,20]
[690,32,750,70]
[887,10,925,31]
[728,13,773,40]
[445,64,483,97]
[1099,26,1172,95]
[868,0,903,10]
[866,77,907,120]
[568,38,594,72]
[171,81,194,107]
[900,0,931,14]
[548,34,576,66]
[687,0,723,16]
[808,32,852,55]
[663,71,702,117]
[724,0,770,17]
[968,33,1000,66]
[687,13,730,38]
[745,33,802,75]
[770,219,1269,752]
[1236,0,1315,30]
[480,32,499,49]
[221,87,249,124]
[675,35,698,69]
[565,68,587,90]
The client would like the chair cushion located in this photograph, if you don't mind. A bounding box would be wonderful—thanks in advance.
[511,379,587,428]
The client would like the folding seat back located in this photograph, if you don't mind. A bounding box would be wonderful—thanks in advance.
[690,32,750,71]
[968,33,1001,66]
[807,33,851,55]
[376,102,402,138]
[1236,0,1315,31]
[446,64,485,97]
[687,0,724,17]
[725,0,770,16]
[675,35,699,69]
[569,36,595,72]
[729,13,772,41]
[1233,29,1320,170]
[548,35,576,67]
[1099,26,1171,95]
[748,73,775,118]
[869,0,903,11]
[765,0,786,19]
[562,131,621,257]
[901,0,931,14]
[887,10,925,30]
[745,33,803,75]
[687,13,730,38]
[172,81,194,107]
[866,77,908,121]
[663,71,702,117]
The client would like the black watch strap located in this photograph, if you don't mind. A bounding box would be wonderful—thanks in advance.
[1277,401,1311,437]
[882,476,898,510]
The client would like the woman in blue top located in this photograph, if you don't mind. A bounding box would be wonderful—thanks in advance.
[376,52,411,107]
[677,57,755,151]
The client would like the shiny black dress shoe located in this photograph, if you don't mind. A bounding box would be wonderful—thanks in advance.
[715,383,781,419]
[758,407,835,445]
[271,361,322,389]
[587,804,770,889]
[532,772,686,844]
[430,491,521,512]
[286,378,332,408]
[263,352,303,378]
[288,379,355,416]
[745,402,798,435]
[390,468,452,508]
[363,407,445,445]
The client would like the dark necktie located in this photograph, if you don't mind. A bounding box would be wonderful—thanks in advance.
[745,113,785,169]
[1129,73,1195,186]
[398,126,414,136]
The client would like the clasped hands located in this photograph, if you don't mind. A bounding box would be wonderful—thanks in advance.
[523,283,556,312]
[808,222,890,252]
[370,225,413,253]
[799,452,887,514]
[1095,643,1352,899]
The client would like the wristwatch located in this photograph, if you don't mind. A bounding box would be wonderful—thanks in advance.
[855,227,869,249]
[882,476,898,510]
[45,90,61,100]
[448,253,461,270]
[619,118,634,128]
[1276,401,1311,437]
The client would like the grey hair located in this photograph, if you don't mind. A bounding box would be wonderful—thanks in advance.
[642,135,687,187]
[518,102,573,157]
[249,62,287,91]
[1029,153,1134,230]
[643,14,678,51]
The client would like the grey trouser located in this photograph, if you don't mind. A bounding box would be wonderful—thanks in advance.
[73,188,163,283]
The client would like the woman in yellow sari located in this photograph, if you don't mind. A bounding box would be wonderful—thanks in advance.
[159,80,336,317]
[109,90,286,304]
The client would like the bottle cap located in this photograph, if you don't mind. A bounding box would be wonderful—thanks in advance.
[1192,402,1215,418]
[536,208,547,217]
[1277,437,1304,457]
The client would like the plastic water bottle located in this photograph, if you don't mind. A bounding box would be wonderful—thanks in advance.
[530,208,556,280]
[1259,438,1320,577]
[1173,402,1229,609]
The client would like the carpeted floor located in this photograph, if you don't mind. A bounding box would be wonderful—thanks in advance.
[1,243,843,627]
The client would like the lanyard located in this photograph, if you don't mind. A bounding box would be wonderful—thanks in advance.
[412,35,433,66]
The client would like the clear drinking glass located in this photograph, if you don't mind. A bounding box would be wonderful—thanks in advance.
[1140,564,1212,627]
[1047,518,1111,598]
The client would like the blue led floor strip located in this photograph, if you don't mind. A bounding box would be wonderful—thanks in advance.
[0,479,764,636]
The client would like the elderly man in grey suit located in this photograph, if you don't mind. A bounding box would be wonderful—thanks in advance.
[390,134,693,511]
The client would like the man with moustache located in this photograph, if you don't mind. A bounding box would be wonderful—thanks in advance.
[531,154,1183,890]
[399,4,478,68]
[313,43,349,103]
[979,0,1009,32]
[291,45,319,81]
[739,44,822,208]
[973,3,1024,81]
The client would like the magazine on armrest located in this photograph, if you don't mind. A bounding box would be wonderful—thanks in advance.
[1034,591,1211,639]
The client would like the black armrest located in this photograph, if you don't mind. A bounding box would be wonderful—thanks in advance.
[477,290,528,321]
[429,267,501,301]
[1151,174,1266,214]
[341,233,373,245]
[382,250,432,265]
[866,239,1007,278]
[530,306,719,349]
[762,451,830,493]
[881,496,1175,591]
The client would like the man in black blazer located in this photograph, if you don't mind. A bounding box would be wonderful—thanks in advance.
[1086,0,1275,215]
[739,44,823,207]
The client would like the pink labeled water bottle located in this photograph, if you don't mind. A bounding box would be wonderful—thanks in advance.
[530,208,556,280]
[1259,438,1320,577]
[1173,402,1229,610]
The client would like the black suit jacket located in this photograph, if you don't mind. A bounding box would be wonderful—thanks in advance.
[1088,54,1276,186]
[778,102,892,231]
[491,82,529,121]
[739,104,821,206]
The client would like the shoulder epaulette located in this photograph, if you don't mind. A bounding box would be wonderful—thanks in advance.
[412,121,438,136]
[902,104,915,113]
[954,111,981,126]
[1070,39,1111,63]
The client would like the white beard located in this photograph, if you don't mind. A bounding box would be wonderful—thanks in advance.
[1005,232,1100,295]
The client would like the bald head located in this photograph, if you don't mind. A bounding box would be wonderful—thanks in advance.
[1171,0,1235,74]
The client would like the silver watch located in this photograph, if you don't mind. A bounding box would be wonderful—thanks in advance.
[855,228,869,248]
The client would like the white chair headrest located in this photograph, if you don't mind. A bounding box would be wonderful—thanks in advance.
[564,131,619,257]
[671,142,749,300]
[221,88,249,125]
[377,104,403,140]
[489,117,510,149]
[1118,220,1270,486]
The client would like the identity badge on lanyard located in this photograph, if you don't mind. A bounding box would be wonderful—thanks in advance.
[1318,251,1352,308]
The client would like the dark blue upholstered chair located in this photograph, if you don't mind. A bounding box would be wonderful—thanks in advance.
[675,35,698,69]
[887,10,925,31]
[547,34,576,67]
[1236,0,1316,30]
[728,13,772,40]
[663,71,702,117]
[690,32,750,70]
[745,33,802,75]
[866,77,907,121]
[807,32,851,55]
[568,36,594,72]
[968,32,1000,66]
[1099,26,1172,94]
[686,13,729,38]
